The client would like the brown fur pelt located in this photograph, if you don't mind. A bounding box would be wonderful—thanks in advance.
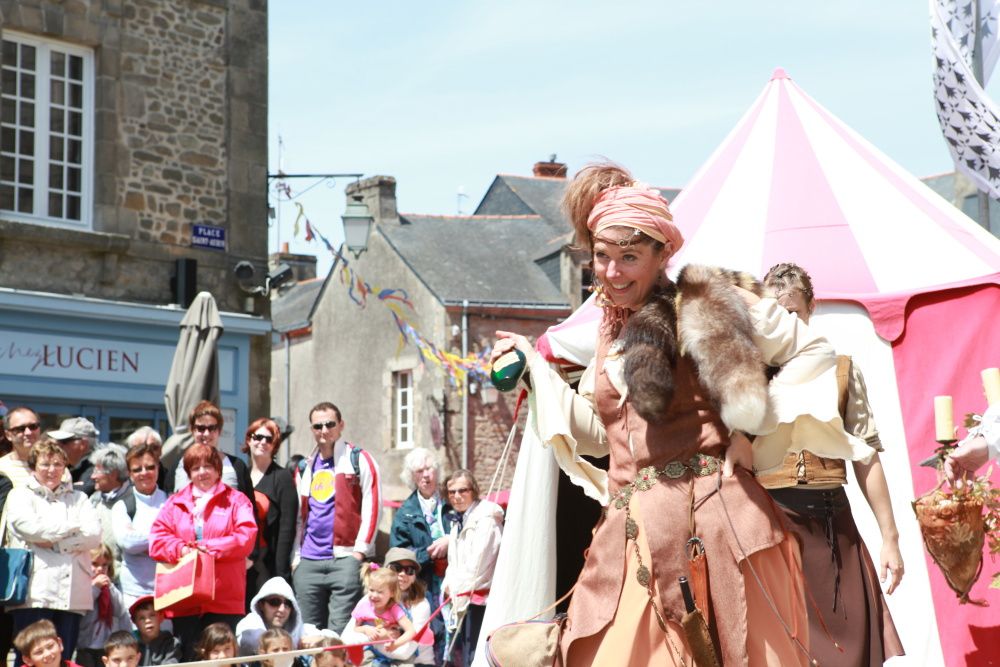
[620,264,769,432]
[620,283,679,421]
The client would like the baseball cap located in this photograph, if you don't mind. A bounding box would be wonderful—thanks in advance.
[48,417,99,441]
[383,547,419,567]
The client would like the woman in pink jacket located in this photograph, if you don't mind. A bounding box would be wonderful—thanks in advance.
[149,443,257,660]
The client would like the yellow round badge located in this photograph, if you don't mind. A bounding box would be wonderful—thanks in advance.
[310,469,335,503]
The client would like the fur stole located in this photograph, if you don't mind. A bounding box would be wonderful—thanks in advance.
[620,264,769,433]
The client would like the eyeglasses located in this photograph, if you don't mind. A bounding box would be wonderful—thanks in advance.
[249,433,274,443]
[262,597,292,609]
[36,461,66,470]
[388,563,418,576]
[311,420,338,431]
[129,464,157,474]
[194,424,220,434]
[447,487,472,496]
[8,422,39,434]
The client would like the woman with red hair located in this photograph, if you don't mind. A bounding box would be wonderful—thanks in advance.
[243,418,298,588]
[149,443,257,660]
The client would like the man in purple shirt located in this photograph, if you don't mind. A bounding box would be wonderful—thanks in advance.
[293,402,382,632]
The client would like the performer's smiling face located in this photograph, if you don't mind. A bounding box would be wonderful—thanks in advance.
[592,226,670,311]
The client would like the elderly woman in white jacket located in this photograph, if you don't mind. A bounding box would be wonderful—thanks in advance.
[5,437,102,662]
[441,469,503,667]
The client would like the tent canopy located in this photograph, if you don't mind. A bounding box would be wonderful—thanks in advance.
[668,67,1000,341]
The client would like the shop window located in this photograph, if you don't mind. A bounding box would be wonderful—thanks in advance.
[392,370,414,449]
[0,32,93,228]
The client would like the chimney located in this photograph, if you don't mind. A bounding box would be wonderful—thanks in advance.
[269,243,317,282]
[345,175,399,225]
[533,154,567,178]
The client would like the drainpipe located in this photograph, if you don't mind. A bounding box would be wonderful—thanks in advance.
[284,333,291,464]
[461,299,469,469]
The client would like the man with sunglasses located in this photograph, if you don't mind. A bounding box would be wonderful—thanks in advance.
[0,407,44,488]
[293,401,382,634]
[236,576,304,656]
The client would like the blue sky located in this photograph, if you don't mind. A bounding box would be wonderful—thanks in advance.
[268,1,989,273]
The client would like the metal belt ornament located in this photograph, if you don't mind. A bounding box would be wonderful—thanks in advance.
[612,453,722,509]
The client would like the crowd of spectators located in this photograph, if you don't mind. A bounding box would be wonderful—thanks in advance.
[0,400,505,667]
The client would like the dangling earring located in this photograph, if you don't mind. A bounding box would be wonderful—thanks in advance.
[591,279,611,308]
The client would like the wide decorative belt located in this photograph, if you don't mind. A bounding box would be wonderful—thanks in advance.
[612,453,722,509]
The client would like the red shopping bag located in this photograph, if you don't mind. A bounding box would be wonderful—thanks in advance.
[154,550,216,614]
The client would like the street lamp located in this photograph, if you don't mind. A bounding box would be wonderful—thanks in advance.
[342,195,374,259]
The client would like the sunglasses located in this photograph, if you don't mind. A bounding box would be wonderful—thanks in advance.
[129,464,158,474]
[249,433,274,443]
[262,597,292,609]
[388,563,418,576]
[311,420,338,431]
[194,424,219,434]
[447,487,472,496]
[8,422,40,434]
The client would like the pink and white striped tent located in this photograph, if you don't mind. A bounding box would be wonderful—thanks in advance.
[484,68,1000,667]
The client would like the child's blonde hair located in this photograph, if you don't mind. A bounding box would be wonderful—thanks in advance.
[196,623,238,660]
[13,620,58,658]
[91,543,116,580]
[312,636,346,667]
[259,627,293,653]
[359,563,399,604]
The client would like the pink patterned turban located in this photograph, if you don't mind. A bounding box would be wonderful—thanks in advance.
[586,185,684,252]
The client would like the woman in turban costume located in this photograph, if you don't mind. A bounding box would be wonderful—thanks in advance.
[491,162,862,665]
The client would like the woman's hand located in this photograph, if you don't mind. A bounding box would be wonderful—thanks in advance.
[492,331,535,366]
[427,536,449,560]
[880,538,904,595]
[723,431,753,477]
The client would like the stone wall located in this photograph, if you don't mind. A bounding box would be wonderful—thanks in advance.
[0,0,271,419]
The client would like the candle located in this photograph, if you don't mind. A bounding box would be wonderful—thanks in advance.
[983,368,1000,407]
[934,395,955,441]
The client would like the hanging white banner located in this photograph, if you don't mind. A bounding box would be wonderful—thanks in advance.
[931,0,1000,198]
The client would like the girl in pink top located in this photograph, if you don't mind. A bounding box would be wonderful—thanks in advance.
[349,565,416,661]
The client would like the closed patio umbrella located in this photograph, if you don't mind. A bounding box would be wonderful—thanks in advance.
[161,291,224,467]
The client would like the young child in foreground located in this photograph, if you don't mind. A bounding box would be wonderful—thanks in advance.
[258,628,305,667]
[128,595,182,665]
[309,636,347,667]
[349,564,416,664]
[77,545,131,667]
[298,629,346,667]
[14,620,83,667]
[101,632,140,667]
[196,623,239,662]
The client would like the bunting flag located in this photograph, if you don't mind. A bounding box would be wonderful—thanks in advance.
[931,0,1000,198]
[274,184,490,388]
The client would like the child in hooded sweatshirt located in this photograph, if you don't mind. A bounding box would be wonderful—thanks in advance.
[235,576,304,657]
[76,545,131,667]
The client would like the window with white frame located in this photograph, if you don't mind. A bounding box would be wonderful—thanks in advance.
[392,370,414,449]
[0,31,93,228]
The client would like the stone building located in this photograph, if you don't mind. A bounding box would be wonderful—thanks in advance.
[0,0,270,450]
[269,159,684,500]
[270,160,604,500]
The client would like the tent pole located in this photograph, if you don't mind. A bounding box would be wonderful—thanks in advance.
[973,0,992,230]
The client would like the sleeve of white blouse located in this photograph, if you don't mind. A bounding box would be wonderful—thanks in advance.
[748,298,835,382]
[526,353,610,505]
[844,361,883,451]
[750,298,876,471]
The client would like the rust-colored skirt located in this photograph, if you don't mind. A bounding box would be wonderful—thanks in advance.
[566,501,810,667]
[771,487,904,667]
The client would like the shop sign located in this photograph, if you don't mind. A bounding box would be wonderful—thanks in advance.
[0,329,234,389]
